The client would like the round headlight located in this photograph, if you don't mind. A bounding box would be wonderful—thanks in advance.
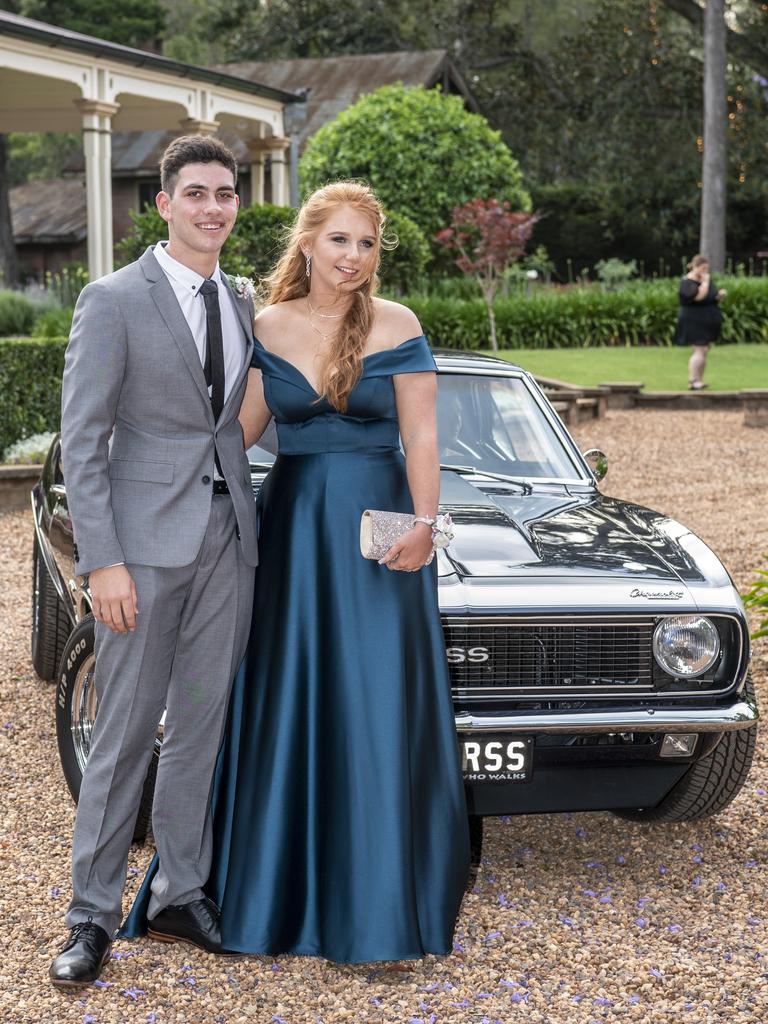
[652,615,720,677]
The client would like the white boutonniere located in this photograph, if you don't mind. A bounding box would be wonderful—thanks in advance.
[229,274,256,302]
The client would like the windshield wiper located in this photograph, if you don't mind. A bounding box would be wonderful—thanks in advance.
[440,463,533,494]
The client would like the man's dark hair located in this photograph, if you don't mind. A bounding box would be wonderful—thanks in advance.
[160,135,238,195]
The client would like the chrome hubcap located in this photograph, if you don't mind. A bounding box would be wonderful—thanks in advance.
[70,653,97,773]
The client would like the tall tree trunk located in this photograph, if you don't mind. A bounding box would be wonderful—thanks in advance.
[700,0,727,272]
[0,135,20,288]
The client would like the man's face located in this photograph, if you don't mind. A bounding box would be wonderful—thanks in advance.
[156,162,239,261]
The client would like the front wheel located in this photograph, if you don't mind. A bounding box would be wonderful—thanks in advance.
[613,674,758,823]
[54,615,159,843]
[31,534,70,682]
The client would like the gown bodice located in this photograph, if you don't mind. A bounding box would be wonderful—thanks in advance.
[250,334,437,455]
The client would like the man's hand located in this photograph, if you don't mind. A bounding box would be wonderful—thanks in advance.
[89,565,138,633]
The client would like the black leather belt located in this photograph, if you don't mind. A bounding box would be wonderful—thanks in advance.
[212,479,230,495]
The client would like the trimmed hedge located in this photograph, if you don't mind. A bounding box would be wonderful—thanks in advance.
[0,337,67,456]
[403,277,768,350]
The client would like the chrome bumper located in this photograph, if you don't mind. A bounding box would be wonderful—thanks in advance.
[455,697,758,735]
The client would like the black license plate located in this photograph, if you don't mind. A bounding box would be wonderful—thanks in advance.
[460,734,534,784]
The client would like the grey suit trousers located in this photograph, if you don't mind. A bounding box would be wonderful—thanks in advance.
[65,495,254,935]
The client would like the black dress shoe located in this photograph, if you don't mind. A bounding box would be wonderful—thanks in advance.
[49,917,112,988]
[148,896,234,954]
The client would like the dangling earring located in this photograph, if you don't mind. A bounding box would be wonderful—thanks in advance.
[305,253,311,278]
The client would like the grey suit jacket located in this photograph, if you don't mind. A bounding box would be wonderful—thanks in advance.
[61,246,265,576]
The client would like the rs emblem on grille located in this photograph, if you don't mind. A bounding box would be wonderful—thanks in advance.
[446,646,490,664]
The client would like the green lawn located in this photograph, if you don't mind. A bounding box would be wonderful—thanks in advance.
[486,344,768,391]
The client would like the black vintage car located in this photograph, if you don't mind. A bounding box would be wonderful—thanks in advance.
[32,351,758,850]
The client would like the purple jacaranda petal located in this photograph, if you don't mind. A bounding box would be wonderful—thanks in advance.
[84,1016,97,1023]
[93,979,111,988]
[500,979,517,988]
[270,963,280,971]
[716,882,727,891]
[635,918,648,928]
[50,887,60,898]
[558,915,575,926]
[649,968,663,979]
[692,855,702,863]
[667,924,682,933]
[122,987,145,1000]
[637,897,651,907]
[583,889,597,898]
[182,977,197,986]
[476,992,493,999]
[627,995,640,1005]
[745,860,758,868]
[747,917,762,925]
[691,843,703,851]
[127,867,139,876]
[271,1017,288,1024]
[724,952,732,963]
[572,994,584,1003]
[453,942,465,952]
[369,998,381,1006]
[498,894,510,907]
[594,997,614,1006]
[419,1001,429,1010]
[684,1004,695,1011]
[3,723,12,729]
[483,932,502,942]
[147,1015,158,1023]
[450,999,471,1008]
[757,788,766,796]
[510,993,529,1004]
[616,855,626,865]
[659,865,668,875]
[585,861,603,869]
[407,1018,423,1024]
[421,983,440,992]
[692,875,702,888]
[575,827,586,838]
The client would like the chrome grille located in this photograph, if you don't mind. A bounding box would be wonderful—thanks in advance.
[442,616,720,698]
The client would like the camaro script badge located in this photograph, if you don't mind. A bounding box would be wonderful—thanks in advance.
[630,587,684,600]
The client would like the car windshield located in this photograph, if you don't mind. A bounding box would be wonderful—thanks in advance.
[437,373,583,481]
[248,371,585,482]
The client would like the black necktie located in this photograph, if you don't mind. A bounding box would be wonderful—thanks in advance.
[199,278,225,422]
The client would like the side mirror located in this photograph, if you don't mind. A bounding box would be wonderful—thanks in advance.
[583,448,608,482]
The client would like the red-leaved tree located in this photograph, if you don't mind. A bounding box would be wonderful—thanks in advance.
[436,199,538,351]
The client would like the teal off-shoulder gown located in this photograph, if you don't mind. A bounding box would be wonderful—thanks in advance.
[120,334,470,963]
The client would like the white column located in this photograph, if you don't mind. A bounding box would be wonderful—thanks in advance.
[178,117,220,136]
[246,138,270,205]
[76,99,120,280]
[268,137,290,207]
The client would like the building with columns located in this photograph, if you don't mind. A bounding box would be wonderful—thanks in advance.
[0,10,300,280]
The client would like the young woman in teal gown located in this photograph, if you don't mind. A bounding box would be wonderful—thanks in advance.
[121,181,469,963]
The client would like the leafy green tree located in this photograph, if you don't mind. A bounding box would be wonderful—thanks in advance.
[19,0,165,48]
[379,210,431,295]
[300,84,530,256]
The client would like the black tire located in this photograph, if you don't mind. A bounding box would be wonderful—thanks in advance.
[55,615,159,843]
[31,534,71,682]
[613,674,758,823]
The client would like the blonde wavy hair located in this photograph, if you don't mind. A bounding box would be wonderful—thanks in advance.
[262,181,393,411]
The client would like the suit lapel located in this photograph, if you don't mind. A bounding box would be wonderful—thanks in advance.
[218,275,255,425]
[140,247,214,426]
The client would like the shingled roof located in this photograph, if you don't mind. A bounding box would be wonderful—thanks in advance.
[213,49,479,149]
[10,178,86,243]
[62,49,479,176]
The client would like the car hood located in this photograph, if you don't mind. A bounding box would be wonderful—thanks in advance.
[436,472,731,589]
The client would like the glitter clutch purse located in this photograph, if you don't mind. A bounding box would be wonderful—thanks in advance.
[359,510,435,565]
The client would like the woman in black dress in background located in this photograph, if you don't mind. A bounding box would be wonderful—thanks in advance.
[674,253,726,390]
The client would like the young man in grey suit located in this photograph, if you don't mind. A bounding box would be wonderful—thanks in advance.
[51,135,268,986]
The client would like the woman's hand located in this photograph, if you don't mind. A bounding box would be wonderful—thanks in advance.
[380,522,434,571]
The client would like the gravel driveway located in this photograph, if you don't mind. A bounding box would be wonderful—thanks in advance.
[1,409,766,1024]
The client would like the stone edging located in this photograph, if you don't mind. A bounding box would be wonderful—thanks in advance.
[0,464,43,511]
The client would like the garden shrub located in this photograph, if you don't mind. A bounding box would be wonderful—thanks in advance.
[300,84,530,254]
[379,210,431,294]
[0,291,35,337]
[0,337,67,455]
[32,306,75,338]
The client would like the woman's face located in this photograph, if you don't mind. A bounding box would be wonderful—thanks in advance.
[303,205,379,294]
